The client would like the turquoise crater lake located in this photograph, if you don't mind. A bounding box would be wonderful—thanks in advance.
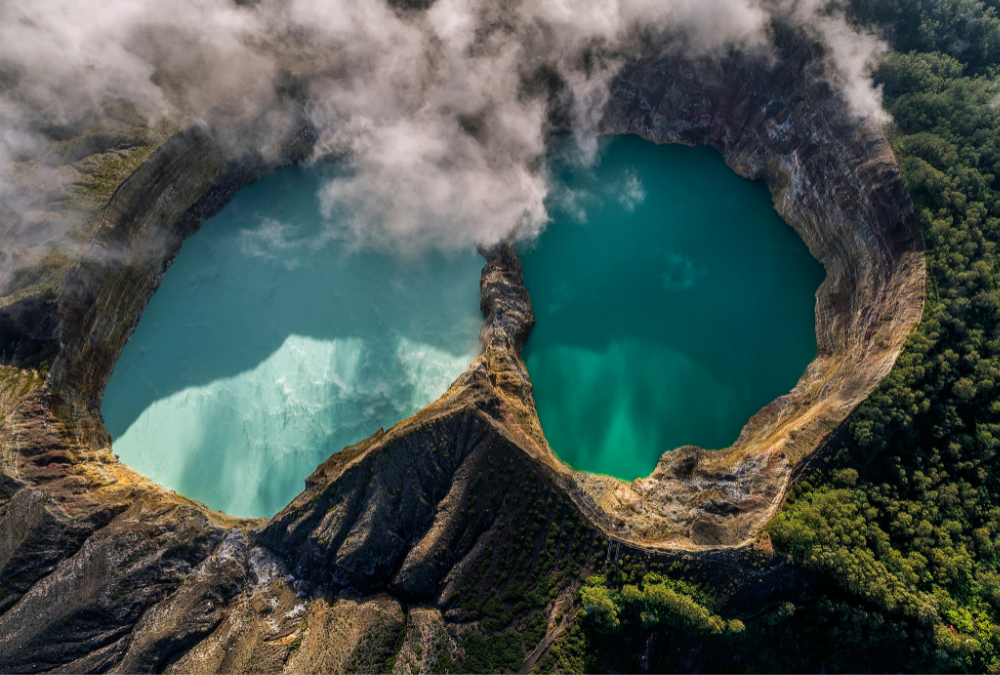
[102,166,483,518]
[521,135,826,481]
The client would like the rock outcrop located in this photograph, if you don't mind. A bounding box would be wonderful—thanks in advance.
[0,27,923,673]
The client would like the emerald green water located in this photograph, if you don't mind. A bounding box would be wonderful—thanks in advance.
[102,166,483,518]
[521,136,825,481]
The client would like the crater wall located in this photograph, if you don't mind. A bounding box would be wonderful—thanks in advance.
[564,39,925,548]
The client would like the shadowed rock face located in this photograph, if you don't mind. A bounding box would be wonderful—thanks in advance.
[0,29,922,673]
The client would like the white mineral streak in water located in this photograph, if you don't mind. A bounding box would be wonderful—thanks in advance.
[103,166,483,518]
[114,335,473,518]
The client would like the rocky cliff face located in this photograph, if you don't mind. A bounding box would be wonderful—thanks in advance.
[0,28,923,673]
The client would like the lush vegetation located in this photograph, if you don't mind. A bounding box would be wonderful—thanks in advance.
[765,1,1000,671]
[460,632,525,672]
[851,0,1000,74]
[540,555,761,673]
[577,571,743,636]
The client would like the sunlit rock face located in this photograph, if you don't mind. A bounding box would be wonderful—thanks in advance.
[102,166,482,518]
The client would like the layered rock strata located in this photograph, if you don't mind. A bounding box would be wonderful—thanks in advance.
[0,31,923,672]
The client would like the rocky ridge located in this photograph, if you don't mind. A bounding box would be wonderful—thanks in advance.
[0,29,923,673]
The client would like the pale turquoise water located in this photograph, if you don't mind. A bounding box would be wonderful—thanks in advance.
[520,136,826,481]
[102,166,483,518]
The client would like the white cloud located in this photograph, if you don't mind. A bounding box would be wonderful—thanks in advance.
[0,0,890,268]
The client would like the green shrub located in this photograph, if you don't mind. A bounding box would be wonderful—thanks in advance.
[461,632,523,673]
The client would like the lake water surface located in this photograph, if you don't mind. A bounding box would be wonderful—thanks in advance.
[520,135,825,481]
[102,166,483,518]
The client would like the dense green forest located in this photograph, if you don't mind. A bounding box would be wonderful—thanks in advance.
[563,1,1000,671]
[773,0,1000,669]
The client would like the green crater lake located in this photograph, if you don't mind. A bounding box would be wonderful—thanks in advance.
[102,166,483,518]
[520,135,826,481]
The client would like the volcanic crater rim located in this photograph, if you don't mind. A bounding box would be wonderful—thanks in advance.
[26,46,925,553]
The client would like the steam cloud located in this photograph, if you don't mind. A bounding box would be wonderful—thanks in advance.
[0,0,888,267]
